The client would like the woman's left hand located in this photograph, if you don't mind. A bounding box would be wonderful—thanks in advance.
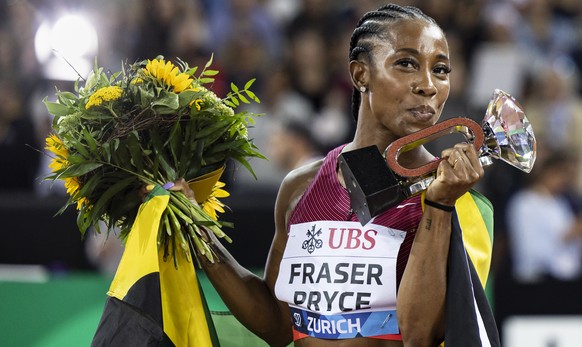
[425,143,484,206]
[167,178,197,203]
[139,178,198,204]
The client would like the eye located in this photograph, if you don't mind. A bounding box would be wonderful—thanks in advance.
[433,65,451,75]
[396,58,417,69]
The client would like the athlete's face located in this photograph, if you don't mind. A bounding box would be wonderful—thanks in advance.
[365,19,451,140]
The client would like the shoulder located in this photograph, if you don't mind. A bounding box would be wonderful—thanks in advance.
[274,159,324,232]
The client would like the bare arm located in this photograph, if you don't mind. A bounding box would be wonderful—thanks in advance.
[197,161,322,347]
[197,191,291,346]
[397,143,484,346]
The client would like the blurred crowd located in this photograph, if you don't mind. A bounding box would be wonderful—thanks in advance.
[2,0,582,330]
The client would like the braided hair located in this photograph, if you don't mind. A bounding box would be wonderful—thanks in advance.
[348,4,438,122]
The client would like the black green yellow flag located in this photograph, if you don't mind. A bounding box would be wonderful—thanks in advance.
[439,190,501,346]
[91,185,219,346]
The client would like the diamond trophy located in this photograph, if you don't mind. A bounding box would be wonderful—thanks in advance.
[338,89,536,225]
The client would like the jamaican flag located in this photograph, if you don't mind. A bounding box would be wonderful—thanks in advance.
[91,185,219,347]
[430,190,500,346]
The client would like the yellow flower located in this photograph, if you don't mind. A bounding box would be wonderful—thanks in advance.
[144,59,193,93]
[45,134,90,210]
[64,177,89,210]
[45,134,68,171]
[85,86,123,109]
[190,99,203,111]
[201,181,230,220]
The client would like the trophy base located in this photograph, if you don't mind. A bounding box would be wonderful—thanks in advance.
[337,145,407,225]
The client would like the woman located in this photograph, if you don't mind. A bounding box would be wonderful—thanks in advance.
[185,4,497,346]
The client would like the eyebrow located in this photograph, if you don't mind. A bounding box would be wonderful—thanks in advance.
[395,47,449,61]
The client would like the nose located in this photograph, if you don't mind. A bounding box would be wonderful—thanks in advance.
[412,70,437,96]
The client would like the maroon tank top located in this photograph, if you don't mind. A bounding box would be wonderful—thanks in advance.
[288,145,423,287]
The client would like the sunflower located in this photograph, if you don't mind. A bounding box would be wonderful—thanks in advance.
[45,134,90,210]
[46,134,68,171]
[144,59,193,93]
[201,181,230,220]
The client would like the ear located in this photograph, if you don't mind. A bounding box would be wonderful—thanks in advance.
[349,60,369,90]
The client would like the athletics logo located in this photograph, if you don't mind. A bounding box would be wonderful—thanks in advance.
[302,224,323,254]
[293,312,302,327]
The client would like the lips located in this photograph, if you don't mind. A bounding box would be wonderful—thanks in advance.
[408,105,436,120]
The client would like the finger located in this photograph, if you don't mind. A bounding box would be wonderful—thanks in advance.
[169,178,197,202]
[441,147,463,169]
[451,153,464,168]
[454,143,484,177]
[436,155,455,177]
[454,143,480,168]
[163,182,176,190]
[139,185,150,202]
[440,148,454,162]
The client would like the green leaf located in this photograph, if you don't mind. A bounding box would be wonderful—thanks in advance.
[186,66,198,76]
[245,90,260,103]
[238,94,250,104]
[230,83,239,93]
[203,69,219,76]
[75,173,102,204]
[194,118,233,140]
[112,140,130,166]
[234,156,258,179]
[178,137,196,178]
[150,129,176,180]
[205,53,214,68]
[78,111,114,121]
[84,68,99,92]
[112,138,120,152]
[77,207,93,235]
[244,78,256,90]
[168,122,183,174]
[44,99,71,118]
[82,128,99,155]
[102,143,111,162]
[199,77,214,84]
[90,176,135,225]
[178,90,197,108]
[57,92,78,104]
[127,131,144,173]
[60,162,103,178]
[152,91,179,110]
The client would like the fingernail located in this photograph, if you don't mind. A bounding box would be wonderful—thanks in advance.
[163,182,175,190]
[146,184,154,191]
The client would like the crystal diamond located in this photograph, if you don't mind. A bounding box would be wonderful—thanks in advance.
[481,89,536,173]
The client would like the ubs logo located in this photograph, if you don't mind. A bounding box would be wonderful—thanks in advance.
[302,224,323,254]
[293,312,302,327]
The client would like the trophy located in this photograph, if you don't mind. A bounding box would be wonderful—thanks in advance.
[338,89,537,225]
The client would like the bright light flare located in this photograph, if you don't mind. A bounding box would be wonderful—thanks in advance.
[34,14,98,81]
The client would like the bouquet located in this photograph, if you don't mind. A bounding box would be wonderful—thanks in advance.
[44,55,264,265]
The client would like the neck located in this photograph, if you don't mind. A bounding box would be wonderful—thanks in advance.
[347,108,437,168]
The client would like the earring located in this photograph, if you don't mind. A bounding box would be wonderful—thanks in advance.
[359,86,367,93]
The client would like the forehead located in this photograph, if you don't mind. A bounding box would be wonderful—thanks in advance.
[377,18,448,57]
